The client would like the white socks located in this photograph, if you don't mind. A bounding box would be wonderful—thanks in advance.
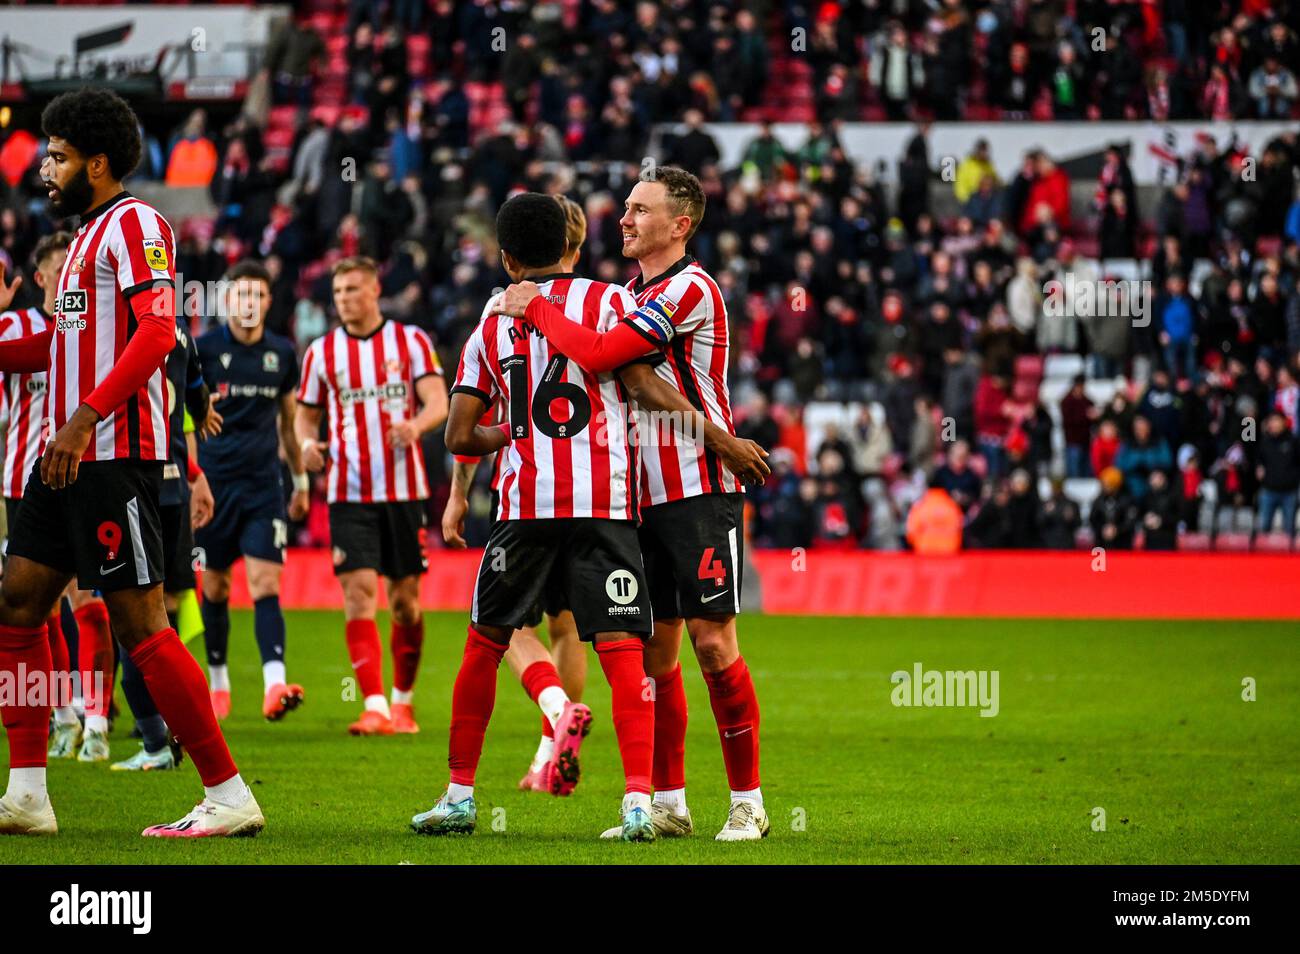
[391,688,413,706]
[447,782,473,803]
[205,774,251,809]
[530,736,555,773]
[84,714,108,735]
[208,665,230,692]
[536,686,568,725]
[622,792,652,815]
[364,694,391,717]
[53,706,79,726]
[653,787,688,815]
[262,661,286,691]
[732,788,763,807]
[5,767,47,806]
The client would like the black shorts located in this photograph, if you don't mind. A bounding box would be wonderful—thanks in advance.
[488,488,568,628]
[194,475,287,571]
[329,500,428,579]
[6,459,165,593]
[474,518,651,640]
[161,500,196,593]
[639,492,745,621]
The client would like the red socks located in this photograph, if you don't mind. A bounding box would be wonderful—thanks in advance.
[595,638,654,795]
[345,619,385,699]
[46,613,70,703]
[521,660,563,734]
[74,602,112,719]
[448,627,508,785]
[129,628,238,787]
[0,623,51,768]
[652,664,688,791]
[390,619,424,694]
[703,655,761,792]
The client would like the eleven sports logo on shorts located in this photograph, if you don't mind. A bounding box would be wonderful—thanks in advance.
[604,569,641,617]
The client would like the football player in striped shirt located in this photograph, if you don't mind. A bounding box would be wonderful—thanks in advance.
[295,257,448,736]
[0,232,84,756]
[0,87,262,837]
[496,167,772,840]
[414,192,759,840]
[442,196,588,796]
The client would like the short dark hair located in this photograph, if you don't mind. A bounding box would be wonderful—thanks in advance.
[643,166,705,239]
[226,259,272,287]
[41,88,143,181]
[496,192,566,268]
[32,231,73,269]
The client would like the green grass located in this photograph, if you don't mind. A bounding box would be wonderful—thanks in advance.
[3,612,1297,864]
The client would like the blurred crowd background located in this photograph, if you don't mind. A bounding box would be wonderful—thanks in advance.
[2,0,1300,552]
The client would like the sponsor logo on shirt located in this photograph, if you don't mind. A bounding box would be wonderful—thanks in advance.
[143,239,169,271]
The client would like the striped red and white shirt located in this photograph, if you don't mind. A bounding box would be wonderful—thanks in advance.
[0,307,50,498]
[298,318,442,504]
[50,192,173,461]
[623,256,742,506]
[452,275,640,521]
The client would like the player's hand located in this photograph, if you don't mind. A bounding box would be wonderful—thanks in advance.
[387,419,420,448]
[302,438,327,473]
[442,493,468,549]
[288,488,310,521]
[497,281,541,317]
[41,405,97,489]
[190,471,215,529]
[0,262,22,313]
[197,395,224,440]
[718,436,770,486]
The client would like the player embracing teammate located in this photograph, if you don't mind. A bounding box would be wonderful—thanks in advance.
[415,190,766,841]
[295,257,448,735]
[496,167,771,840]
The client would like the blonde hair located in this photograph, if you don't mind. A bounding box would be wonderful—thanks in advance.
[555,195,587,258]
[331,255,379,279]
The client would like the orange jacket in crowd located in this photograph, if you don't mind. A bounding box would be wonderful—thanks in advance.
[166,136,219,188]
[906,487,964,555]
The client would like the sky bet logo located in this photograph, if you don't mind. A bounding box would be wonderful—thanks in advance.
[50,884,152,934]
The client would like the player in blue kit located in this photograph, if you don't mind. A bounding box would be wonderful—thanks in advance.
[194,260,310,721]
[111,303,221,770]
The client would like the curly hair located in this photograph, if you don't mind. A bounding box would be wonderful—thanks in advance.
[497,192,566,268]
[41,88,143,181]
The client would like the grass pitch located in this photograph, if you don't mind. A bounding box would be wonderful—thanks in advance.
[2,612,1296,864]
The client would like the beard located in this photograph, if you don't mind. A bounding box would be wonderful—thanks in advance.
[48,165,94,217]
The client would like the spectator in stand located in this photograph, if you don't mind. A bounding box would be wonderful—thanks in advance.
[1157,272,1200,380]
[965,481,1012,548]
[1039,479,1082,549]
[1060,375,1096,478]
[1116,415,1174,501]
[974,372,1018,479]
[165,110,219,189]
[953,139,998,205]
[1005,468,1043,548]
[934,439,982,511]
[1099,188,1138,259]
[870,22,923,121]
[1248,56,1299,119]
[905,479,964,555]
[1140,469,1182,550]
[1256,411,1300,536]
[1090,466,1138,550]
[264,18,325,106]
[1019,153,1070,237]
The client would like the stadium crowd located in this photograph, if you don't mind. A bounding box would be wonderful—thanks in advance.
[2,0,1300,552]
